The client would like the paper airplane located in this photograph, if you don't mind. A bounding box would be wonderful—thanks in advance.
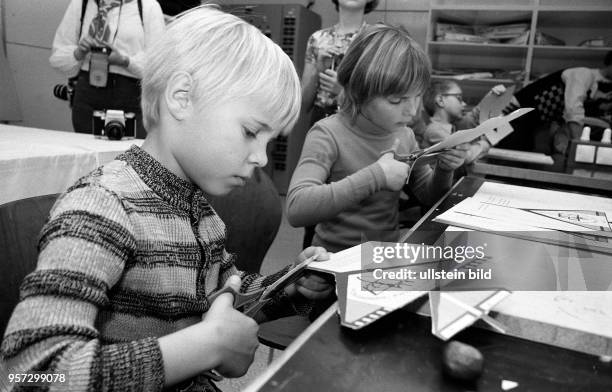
[386,107,533,165]
[308,234,521,336]
[424,107,533,154]
[429,290,509,340]
[478,85,517,123]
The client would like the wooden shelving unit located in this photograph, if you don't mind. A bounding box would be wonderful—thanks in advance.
[422,0,612,104]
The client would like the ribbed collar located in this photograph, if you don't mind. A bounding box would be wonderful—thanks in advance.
[118,145,204,214]
[338,112,395,140]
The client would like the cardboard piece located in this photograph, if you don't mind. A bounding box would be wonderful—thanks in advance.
[478,85,516,124]
[424,107,532,155]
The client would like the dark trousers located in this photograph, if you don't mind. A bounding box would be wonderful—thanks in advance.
[72,71,146,139]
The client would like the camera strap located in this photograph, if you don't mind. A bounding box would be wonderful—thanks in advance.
[78,0,143,39]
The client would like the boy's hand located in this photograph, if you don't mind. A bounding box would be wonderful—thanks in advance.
[377,139,410,191]
[285,246,334,300]
[203,275,259,378]
[437,143,469,171]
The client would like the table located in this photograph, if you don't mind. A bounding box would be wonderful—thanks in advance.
[470,149,612,193]
[0,124,142,205]
[245,176,612,392]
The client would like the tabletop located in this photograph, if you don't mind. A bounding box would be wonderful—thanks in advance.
[0,124,142,204]
[245,176,612,392]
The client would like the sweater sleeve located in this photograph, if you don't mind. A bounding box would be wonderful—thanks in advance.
[0,185,165,392]
[49,0,83,77]
[125,0,165,78]
[286,125,386,228]
[562,68,593,124]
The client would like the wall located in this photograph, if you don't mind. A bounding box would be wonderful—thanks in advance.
[3,0,72,131]
[1,0,430,131]
[0,0,21,122]
[221,0,429,47]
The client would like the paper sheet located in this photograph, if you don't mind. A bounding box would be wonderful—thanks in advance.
[478,85,516,124]
[423,108,532,154]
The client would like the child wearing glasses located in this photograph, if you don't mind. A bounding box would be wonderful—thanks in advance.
[287,24,468,253]
[1,7,333,391]
[420,80,509,163]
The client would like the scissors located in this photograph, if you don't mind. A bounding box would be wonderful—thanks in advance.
[207,254,318,318]
[201,255,317,382]
[380,107,535,164]
[379,148,447,164]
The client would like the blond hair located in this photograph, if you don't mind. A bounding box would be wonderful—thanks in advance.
[141,5,301,134]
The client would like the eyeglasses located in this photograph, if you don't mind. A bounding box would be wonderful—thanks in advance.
[441,93,464,102]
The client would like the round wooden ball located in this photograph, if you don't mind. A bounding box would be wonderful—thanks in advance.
[442,341,484,381]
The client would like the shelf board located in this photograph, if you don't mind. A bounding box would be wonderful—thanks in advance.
[533,45,612,52]
[431,75,517,84]
[430,6,534,11]
[538,6,612,12]
[428,41,528,49]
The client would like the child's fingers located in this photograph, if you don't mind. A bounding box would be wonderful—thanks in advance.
[438,152,465,169]
[491,84,506,95]
[390,138,400,151]
[210,275,241,309]
[318,72,336,84]
[380,138,400,159]
[322,69,337,78]
[453,143,471,152]
[300,246,329,262]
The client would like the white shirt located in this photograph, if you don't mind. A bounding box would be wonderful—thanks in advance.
[50,0,165,79]
[562,67,610,124]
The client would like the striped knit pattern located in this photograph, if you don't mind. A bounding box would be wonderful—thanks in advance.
[0,146,300,391]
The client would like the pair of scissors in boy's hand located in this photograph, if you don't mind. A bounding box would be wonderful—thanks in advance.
[202,255,317,382]
[206,254,318,318]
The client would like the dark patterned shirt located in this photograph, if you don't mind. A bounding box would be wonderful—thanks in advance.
[1,146,298,391]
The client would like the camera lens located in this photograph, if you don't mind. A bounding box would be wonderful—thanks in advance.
[53,84,69,101]
[105,121,125,141]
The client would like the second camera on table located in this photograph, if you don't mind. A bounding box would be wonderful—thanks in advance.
[92,109,136,140]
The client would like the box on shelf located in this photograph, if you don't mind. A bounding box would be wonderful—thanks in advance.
[579,37,607,47]
[438,32,489,43]
[534,31,565,46]
[435,21,530,44]
[474,23,529,40]
[435,22,474,38]
[506,30,530,45]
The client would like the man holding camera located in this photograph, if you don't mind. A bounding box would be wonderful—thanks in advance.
[50,0,165,139]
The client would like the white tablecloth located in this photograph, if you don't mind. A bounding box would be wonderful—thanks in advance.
[0,125,143,205]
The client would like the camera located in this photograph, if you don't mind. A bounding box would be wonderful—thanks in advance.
[92,109,136,140]
[89,47,111,87]
[52,78,76,106]
[53,84,73,101]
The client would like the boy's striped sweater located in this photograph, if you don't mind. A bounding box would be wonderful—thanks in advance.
[0,146,298,391]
